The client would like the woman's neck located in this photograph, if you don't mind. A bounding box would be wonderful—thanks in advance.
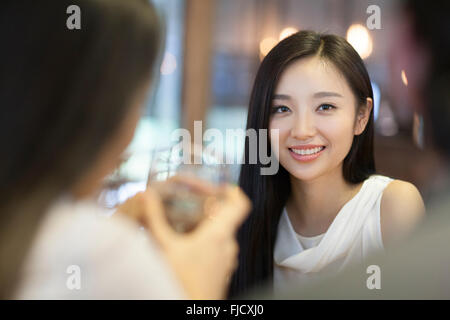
[286,167,364,237]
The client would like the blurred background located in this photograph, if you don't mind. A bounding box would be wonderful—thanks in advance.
[99,0,445,208]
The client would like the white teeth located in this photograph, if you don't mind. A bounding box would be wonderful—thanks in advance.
[290,147,324,155]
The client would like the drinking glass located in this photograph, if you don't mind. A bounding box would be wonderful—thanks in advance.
[147,142,229,233]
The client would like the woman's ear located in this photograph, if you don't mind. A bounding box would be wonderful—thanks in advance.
[354,98,373,135]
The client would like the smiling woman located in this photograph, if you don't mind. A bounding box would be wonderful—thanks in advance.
[228,30,425,298]
[269,55,371,182]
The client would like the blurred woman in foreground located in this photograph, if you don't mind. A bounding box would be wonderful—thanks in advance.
[0,0,249,299]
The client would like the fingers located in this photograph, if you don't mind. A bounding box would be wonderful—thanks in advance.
[141,188,177,248]
[227,186,252,228]
[119,182,250,242]
[203,185,251,232]
[227,240,239,271]
[222,240,239,291]
[115,192,146,225]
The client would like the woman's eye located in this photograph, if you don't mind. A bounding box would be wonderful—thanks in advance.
[317,104,336,111]
[272,105,290,113]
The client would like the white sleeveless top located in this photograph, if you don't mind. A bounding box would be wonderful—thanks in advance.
[273,174,394,291]
[14,198,186,299]
[296,232,325,250]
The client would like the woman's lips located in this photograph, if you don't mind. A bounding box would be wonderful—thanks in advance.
[288,146,326,162]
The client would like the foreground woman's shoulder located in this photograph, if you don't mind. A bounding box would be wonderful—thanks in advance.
[379,179,426,246]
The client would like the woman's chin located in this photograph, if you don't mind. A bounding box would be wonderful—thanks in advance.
[283,167,324,182]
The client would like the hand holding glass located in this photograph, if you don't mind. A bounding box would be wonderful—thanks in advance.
[147,143,229,233]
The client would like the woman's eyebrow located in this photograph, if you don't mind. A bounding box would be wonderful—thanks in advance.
[272,94,291,100]
[313,91,343,98]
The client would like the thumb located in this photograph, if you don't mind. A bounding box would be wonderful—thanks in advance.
[141,187,178,248]
[201,185,251,232]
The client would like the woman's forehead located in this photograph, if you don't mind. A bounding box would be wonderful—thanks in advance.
[274,56,351,98]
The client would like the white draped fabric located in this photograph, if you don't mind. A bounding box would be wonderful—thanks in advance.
[274,175,394,290]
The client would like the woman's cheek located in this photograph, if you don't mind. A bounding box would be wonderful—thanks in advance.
[322,120,355,159]
[269,120,286,160]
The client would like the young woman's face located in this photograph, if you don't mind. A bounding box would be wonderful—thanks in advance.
[269,55,369,182]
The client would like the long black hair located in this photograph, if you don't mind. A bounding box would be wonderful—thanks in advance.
[0,0,162,298]
[228,31,376,298]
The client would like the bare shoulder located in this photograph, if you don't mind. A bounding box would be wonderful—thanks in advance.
[380,179,426,246]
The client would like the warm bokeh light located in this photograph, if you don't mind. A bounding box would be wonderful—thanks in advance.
[160,52,177,75]
[401,69,408,86]
[346,24,373,60]
[259,37,278,57]
[279,27,299,41]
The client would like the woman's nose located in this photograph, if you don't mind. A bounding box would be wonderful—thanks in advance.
[290,112,316,140]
